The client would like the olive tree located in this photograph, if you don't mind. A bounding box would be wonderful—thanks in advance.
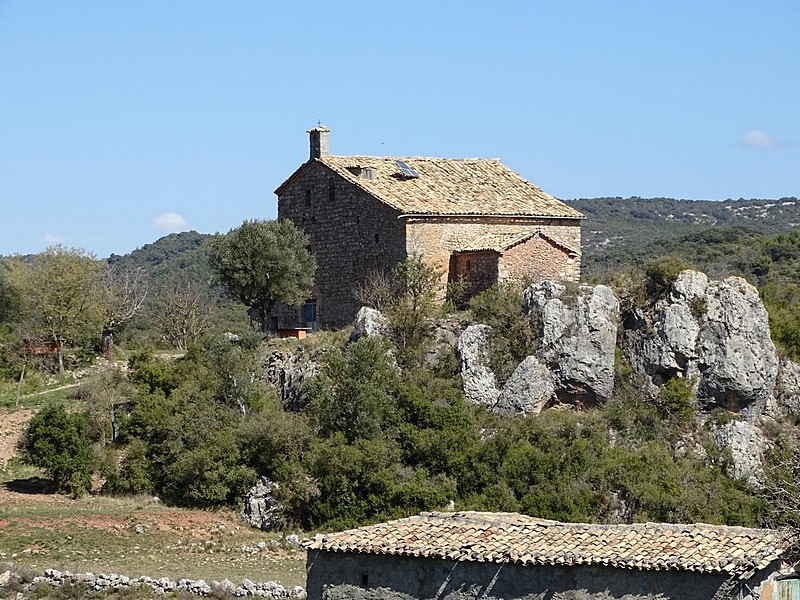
[209,219,316,331]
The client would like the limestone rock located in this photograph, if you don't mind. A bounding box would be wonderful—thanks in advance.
[241,477,287,531]
[457,324,499,406]
[265,347,320,411]
[494,356,555,416]
[622,271,778,419]
[709,419,766,487]
[775,358,800,421]
[425,317,469,369]
[349,307,390,342]
[525,281,619,406]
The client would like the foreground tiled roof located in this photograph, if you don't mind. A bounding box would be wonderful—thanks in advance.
[303,511,787,580]
[315,156,584,219]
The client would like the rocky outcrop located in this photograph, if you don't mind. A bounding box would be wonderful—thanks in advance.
[350,307,390,342]
[241,477,287,531]
[622,271,778,420]
[425,317,469,369]
[457,324,499,406]
[456,283,618,413]
[494,356,555,416]
[265,347,321,411]
[708,419,766,487]
[524,282,620,406]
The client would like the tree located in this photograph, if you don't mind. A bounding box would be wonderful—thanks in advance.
[151,275,212,349]
[10,246,103,373]
[98,264,148,354]
[19,403,93,496]
[209,219,316,331]
[385,255,442,367]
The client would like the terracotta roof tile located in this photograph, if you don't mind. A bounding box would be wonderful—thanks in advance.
[303,511,787,580]
[316,156,583,219]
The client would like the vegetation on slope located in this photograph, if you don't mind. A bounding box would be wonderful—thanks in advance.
[2,206,800,542]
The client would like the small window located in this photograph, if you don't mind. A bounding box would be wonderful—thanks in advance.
[328,183,336,203]
[304,190,312,207]
[374,233,380,244]
[355,215,360,225]
[360,573,368,587]
[466,260,472,271]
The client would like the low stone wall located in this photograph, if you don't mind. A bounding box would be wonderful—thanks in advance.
[28,568,306,597]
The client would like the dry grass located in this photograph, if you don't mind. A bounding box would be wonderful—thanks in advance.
[0,491,306,589]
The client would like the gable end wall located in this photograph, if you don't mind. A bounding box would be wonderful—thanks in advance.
[405,217,581,295]
[278,163,407,327]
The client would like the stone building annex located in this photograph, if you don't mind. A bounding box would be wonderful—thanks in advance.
[273,127,584,329]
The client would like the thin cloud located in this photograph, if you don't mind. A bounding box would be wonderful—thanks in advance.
[741,129,785,149]
[153,212,189,233]
[43,232,65,245]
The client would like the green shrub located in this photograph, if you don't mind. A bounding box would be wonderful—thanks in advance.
[19,403,93,496]
[658,377,696,422]
[644,256,689,299]
[468,283,541,385]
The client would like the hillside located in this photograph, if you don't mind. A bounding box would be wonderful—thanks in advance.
[567,196,800,262]
[105,231,249,344]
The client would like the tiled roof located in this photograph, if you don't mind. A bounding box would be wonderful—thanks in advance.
[314,156,584,219]
[303,511,787,580]
[455,231,580,255]
[454,232,534,253]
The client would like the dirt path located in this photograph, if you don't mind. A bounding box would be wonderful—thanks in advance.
[0,409,33,468]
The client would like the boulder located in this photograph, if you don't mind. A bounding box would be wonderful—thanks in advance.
[494,356,555,416]
[349,307,390,342]
[622,271,778,420]
[457,324,499,406]
[709,419,766,487]
[525,281,619,406]
[241,477,287,531]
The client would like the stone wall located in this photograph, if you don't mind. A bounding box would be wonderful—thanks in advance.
[278,167,581,325]
[278,162,407,327]
[448,251,499,299]
[405,217,581,297]
[306,551,754,600]
[501,234,579,283]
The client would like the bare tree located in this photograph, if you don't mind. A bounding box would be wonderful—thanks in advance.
[353,268,401,312]
[99,265,149,354]
[152,277,213,350]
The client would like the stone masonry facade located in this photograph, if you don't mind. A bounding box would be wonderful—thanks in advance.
[274,127,583,329]
[278,161,406,328]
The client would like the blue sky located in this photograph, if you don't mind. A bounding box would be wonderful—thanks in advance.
[1,1,798,258]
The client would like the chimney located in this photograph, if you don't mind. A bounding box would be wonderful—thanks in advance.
[308,125,330,160]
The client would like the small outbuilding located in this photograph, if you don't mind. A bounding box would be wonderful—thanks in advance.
[303,511,797,600]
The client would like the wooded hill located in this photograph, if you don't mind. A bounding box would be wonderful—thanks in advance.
[566,196,800,262]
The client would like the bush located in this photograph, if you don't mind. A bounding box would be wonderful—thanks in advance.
[644,256,689,299]
[658,377,696,422]
[468,283,541,385]
[19,403,93,496]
